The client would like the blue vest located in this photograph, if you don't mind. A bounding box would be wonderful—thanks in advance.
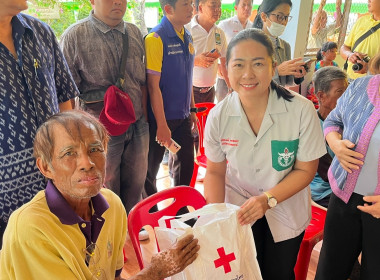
[149,16,194,120]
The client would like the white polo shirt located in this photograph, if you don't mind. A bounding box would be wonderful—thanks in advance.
[217,15,253,44]
[188,15,228,87]
[204,89,326,242]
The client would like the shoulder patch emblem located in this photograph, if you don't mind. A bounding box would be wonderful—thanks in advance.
[189,42,195,55]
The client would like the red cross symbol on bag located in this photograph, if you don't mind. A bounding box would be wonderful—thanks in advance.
[214,247,236,273]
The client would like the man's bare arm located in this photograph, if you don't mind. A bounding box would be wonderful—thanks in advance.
[122,235,199,280]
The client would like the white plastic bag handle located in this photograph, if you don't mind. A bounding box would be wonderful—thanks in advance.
[179,203,239,221]
[163,203,239,224]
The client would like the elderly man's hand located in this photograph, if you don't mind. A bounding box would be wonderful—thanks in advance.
[150,234,199,278]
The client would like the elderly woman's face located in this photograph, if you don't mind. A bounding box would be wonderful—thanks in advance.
[227,39,274,97]
[43,122,106,203]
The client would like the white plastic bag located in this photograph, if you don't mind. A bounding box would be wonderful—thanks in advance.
[155,203,262,280]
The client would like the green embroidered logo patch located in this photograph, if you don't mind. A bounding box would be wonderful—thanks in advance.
[271,139,299,171]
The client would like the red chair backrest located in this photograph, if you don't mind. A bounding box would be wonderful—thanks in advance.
[127,187,206,270]
[195,102,215,155]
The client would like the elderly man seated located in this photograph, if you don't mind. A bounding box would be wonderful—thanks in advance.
[0,110,199,280]
[310,66,348,208]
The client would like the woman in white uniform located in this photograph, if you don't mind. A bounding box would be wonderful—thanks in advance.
[203,28,326,280]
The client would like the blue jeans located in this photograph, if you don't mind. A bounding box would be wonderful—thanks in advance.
[104,117,149,213]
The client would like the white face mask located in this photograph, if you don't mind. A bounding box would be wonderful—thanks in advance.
[266,19,286,37]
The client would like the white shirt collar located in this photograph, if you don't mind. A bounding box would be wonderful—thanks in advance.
[190,15,216,32]
[226,87,288,117]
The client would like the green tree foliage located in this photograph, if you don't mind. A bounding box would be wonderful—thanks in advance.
[29,0,91,39]
[31,0,138,39]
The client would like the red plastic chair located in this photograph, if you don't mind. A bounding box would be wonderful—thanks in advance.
[294,205,327,280]
[127,186,206,270]
[189,102,215,187]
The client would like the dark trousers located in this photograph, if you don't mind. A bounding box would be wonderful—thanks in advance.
[144,117,194,197]
[252,216,304,280]
[193,86,215,104]
[315,192,380,280]
[192,86,215,152]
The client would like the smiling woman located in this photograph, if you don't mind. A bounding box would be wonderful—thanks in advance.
[226,39,274,106]
[203,28,326,279]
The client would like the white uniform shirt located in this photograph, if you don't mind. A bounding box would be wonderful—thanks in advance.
[188,15,228,87]
[204,89,326,242]
[217,15,253,44]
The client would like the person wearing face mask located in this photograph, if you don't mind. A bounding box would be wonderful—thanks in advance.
[253,0,306,87]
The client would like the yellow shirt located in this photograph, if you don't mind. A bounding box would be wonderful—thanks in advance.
[0,188,127,280]
[344,14,380,80]
[145,28,185,74]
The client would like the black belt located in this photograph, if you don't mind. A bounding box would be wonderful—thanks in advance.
[193,86,213,93]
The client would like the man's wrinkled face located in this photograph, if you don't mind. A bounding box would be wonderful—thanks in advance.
[41,122,106,203]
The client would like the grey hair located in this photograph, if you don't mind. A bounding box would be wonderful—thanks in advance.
[33,110,109,165]
[312,66,347,94]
